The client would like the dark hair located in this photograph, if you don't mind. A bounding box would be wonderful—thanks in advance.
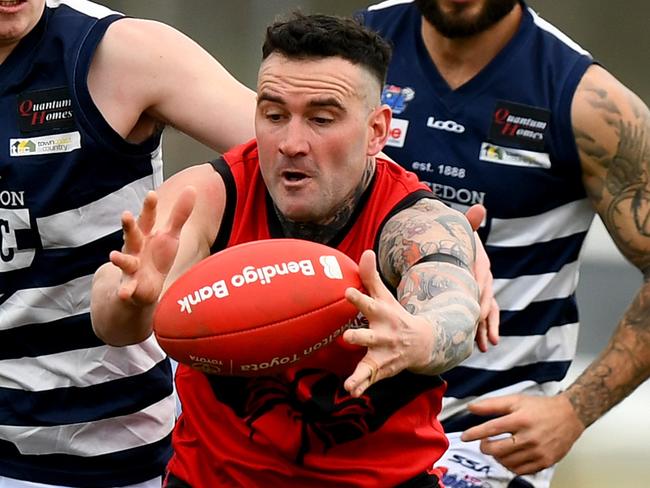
[262,12,392,87]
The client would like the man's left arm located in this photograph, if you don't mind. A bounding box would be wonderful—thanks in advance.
[567,65,650,429]
[343,198,480,396]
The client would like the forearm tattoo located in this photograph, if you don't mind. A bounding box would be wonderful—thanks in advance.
[567,287,650,427]
[381,199,479,373]
[569,74,650,426]
[399,263,479,373]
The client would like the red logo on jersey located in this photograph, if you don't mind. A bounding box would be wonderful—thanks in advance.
[17,87,75,133]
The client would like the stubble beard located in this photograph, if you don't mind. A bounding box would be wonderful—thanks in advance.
[414,0,519,39]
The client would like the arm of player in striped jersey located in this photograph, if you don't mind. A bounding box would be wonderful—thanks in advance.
[461,64,650,477]
[569,64,650,431]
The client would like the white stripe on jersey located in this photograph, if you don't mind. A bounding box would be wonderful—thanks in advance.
[486,198,594,247]
[528,8,591,56]
[494,261,580,311]
[367,0,414,12]
[461,322,579,371]
[0,336,166,390]
[0,275,91,330]
[0,394,175,456]
[37,174,156,249]
[46,0,121,18]
[151,141,164,188]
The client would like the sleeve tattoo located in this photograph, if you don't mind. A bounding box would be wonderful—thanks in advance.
[379,198,480,373]
[571,69,650,426]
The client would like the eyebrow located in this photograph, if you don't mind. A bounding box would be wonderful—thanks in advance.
[257,92,345,111]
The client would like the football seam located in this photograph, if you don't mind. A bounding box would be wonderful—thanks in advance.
[156,293,360,341]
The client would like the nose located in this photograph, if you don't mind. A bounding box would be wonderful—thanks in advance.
[278,119,309,158]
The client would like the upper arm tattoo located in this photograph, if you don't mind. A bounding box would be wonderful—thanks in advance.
[574,70,650,274]
[569,68,650,426]
[378,198,475,286]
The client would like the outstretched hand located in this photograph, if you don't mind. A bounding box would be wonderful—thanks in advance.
[110,187,196,306]
[460,393,585,475]
[342,249,433,397]
[464,204,499,352]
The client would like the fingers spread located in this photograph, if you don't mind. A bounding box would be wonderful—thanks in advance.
[117,278,138,301]
[345,287,378,318]
[166,186,197,239]
[478,274,492,321]
[110,250,140,275]
[342,327,376,348]
[475,320,489,353]
[136,191,158,235]
[475,296,500,352]
[357,249,394,303]
[121,211,141,254]
[344,356,380,397]
[357,249,382,295]
[487,298,500,346]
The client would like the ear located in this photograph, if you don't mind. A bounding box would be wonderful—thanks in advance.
[366,104,392,156]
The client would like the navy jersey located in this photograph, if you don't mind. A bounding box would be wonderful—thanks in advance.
[360,0,595,429]
[0,1,173,486]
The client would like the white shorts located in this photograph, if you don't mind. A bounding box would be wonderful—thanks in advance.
[435,432,554,488]
[0,476,162,488]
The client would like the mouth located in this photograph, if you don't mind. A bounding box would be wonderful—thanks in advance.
[280,169,310,184]
[0,0,27,10]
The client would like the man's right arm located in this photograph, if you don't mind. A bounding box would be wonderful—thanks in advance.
[91,164,226,345]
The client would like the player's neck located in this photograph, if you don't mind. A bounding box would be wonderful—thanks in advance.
[0,41,19,64]
[276,157,375,244]
[420,4,522,90]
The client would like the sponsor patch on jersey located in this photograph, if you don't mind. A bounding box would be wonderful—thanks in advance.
[488,100,549,151]
[17,87,75,133]
[427,116,465,133]
[479,142,551,169]
[381,84,415,114]
[386,118,409,148]
[10,131,81,157]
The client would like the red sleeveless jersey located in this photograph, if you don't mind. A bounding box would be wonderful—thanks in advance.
[167,140,448,487]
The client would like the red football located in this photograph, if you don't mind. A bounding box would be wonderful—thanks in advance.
[153,238,365,376]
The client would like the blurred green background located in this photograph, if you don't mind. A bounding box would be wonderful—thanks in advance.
[100,2,650,487]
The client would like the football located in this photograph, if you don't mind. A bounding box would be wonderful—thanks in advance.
[153,239,365,376]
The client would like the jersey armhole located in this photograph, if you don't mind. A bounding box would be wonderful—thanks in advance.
[209,157,237,253]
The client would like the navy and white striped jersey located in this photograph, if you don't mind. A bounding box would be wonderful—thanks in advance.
[360,0,595,430]
[0,1,173,485]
